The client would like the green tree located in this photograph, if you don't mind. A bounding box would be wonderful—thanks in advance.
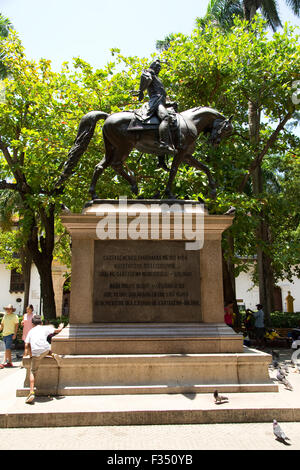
[155,15,299,322]
[197,1,300,319]
[0,34,107,317]
[0,13,13,78]
[0,32,148,318]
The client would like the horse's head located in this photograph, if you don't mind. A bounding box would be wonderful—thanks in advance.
[209,115,233,147]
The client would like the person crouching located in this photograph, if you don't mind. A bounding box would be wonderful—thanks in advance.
[23,314,64,404]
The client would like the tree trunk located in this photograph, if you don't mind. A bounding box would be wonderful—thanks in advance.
[20,247,32,314]
[255,210,275,325]
[251,123,275,324]
[38,259,56,320]
[245,4,275,325]
[26,204,56,321]
[222,244,240,326]
[222,252,235,304]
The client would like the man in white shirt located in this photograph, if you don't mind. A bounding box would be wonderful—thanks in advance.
[24,315,64,404]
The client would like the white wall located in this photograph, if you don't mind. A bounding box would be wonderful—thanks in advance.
[28,264,41,315]
[279,275,300,312]
[235,266,300,312]
[0,264,41,316]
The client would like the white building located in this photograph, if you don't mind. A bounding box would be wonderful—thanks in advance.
[0,261,68,317]
[0,263,41,315]
[235,268,300,312]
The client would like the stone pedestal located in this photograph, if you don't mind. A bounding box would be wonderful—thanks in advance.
[53,200,241,354]
[19,199,277,396]
[20,348,277,396]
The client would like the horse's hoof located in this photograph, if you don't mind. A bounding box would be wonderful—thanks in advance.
[164,191,177,200]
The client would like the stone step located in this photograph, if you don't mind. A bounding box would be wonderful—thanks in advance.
[2,390,300,428]
[51,323,243,355]
[19,349,277,396]
[17,382,278,397]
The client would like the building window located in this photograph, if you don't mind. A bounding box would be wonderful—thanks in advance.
[10,269,24,293]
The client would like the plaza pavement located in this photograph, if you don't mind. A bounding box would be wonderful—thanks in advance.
[1,347,300,450]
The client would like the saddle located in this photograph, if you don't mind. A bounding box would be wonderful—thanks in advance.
[128,113,161,131]
[128,103,180,148]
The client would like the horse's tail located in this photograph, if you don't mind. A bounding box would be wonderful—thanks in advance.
[55,111,109,190]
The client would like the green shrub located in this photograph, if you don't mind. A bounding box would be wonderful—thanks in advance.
[239,311,300,329]
[270,312,300,328]
[43,316,69,328]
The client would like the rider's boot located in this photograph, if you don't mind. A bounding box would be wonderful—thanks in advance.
[159,118,177,154]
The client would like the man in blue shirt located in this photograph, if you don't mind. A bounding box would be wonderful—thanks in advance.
[253,304,265,349]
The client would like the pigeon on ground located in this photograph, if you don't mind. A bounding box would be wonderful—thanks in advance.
[276,369,286,381]
[280,366,288,376]
[283,363,289,374]
[276,369,293,390]
[282,377,293,391]
[273,420,291,443]
[213,390,229,403]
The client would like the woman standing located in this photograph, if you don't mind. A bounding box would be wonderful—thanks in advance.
[224,301,234,328]
[21,305,34,355]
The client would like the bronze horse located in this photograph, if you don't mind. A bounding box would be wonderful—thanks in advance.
[57,106,233,199]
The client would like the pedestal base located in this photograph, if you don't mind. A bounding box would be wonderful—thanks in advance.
[51,323,243,355]
[19,348,278,397]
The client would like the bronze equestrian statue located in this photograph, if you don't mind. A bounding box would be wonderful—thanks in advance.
[56,62,233,200]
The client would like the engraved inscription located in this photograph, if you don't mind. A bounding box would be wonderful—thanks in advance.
[93,240,201,322]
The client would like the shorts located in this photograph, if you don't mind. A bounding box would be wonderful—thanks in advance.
[3,334,14,350]
[30,350,51,377]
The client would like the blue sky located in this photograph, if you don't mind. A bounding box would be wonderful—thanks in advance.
[1,0,300,71]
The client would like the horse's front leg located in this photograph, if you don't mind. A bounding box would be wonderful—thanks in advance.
[184,154,217,199]
[164,152,183,199]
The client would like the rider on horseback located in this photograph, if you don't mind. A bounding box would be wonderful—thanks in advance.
[137,59,177,154]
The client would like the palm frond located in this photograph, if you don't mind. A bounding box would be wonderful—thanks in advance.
[0,13,13,38]
[201,0,244,30]
[261,0,282,31]
[285,0,300,16]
